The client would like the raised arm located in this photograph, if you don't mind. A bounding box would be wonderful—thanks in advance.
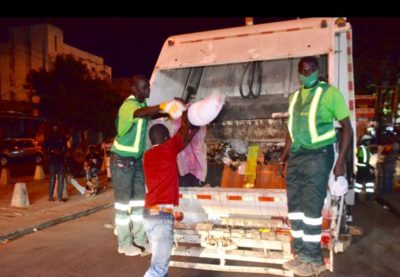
[177,111,199,147]
[133,105,163,118]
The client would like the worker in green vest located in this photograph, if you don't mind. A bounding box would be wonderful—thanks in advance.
[355,134,375,197]
[279,56,353,276]
[111,74,185,256]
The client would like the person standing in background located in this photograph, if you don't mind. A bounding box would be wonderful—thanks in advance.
[354,134,375,198]
[84,145,102,196]
[383,141,400,194]
[43,124,68,202]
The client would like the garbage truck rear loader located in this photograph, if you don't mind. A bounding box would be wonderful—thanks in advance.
[148,17,356,276]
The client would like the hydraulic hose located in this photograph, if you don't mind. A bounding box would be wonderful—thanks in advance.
[239,61,262,99]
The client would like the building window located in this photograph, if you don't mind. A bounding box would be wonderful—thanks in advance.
[54,35,58,51]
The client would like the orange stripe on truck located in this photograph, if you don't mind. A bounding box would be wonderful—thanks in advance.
[197,194,212,200]
[258,196,275,202]
[227,195,242,201]
[286,28,301,32]
[180,26,313,45]
[261,31,274,35]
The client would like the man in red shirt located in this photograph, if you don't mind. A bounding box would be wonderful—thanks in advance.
[142,112,198,277]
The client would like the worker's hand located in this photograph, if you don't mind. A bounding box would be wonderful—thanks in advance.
[159,100,187,119]
[333,161,345,180]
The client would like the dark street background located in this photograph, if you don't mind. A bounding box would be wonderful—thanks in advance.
[1,17,399,91]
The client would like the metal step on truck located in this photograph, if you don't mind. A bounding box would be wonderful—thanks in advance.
[147,17,357,276]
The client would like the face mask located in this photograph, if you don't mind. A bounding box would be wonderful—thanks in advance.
[300,70,319,88]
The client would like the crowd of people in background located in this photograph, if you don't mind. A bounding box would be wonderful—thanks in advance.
[356,130,400,197]
[32,121,115,202]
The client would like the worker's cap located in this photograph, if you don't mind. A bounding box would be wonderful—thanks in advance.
[361,134,373,141]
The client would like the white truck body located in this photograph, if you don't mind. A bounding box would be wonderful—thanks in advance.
[148,18,356,276]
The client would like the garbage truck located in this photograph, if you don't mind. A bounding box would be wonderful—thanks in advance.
[147,17,357,276]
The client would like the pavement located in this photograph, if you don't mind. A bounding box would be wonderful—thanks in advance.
[0,168,114,243]
[375,191,400,217]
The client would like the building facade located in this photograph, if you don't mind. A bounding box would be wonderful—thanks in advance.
[0,23,112,114]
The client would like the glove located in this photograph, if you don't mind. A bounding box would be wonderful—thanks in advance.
[159,100,186,119]
[329,175,348,197]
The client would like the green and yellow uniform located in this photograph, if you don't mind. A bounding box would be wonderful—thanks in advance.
[286,81,350,264]
[111,95,149,248]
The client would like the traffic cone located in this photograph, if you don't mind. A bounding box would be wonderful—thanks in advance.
[10,182,30,207]
[33,164,45,180]
[0,167,12,185]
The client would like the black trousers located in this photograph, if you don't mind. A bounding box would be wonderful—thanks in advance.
[286,145,334,264]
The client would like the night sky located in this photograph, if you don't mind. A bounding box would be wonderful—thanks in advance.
[1,17,399,89]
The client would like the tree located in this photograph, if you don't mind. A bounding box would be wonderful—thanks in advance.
[27,54,122,136]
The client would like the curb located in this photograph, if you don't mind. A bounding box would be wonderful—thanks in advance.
[0,202,113,243]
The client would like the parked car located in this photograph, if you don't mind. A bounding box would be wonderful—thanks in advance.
[0,138,44,166]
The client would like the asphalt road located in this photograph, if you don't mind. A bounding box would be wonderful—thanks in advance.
[1,199,400,277]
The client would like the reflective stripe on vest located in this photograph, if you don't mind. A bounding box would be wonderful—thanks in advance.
[113,118,144,154]
[309,87,336,143]
[288,91,300,141]
[361,146,367,163]
[357,145,368,165]
[288,85,335,144]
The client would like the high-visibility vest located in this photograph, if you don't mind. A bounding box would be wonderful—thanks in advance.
[288,82,336,151]
[356,145,371,167]
[111,97,148,158]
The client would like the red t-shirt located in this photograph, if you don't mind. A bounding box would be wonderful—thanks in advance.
[143,133,184,207]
